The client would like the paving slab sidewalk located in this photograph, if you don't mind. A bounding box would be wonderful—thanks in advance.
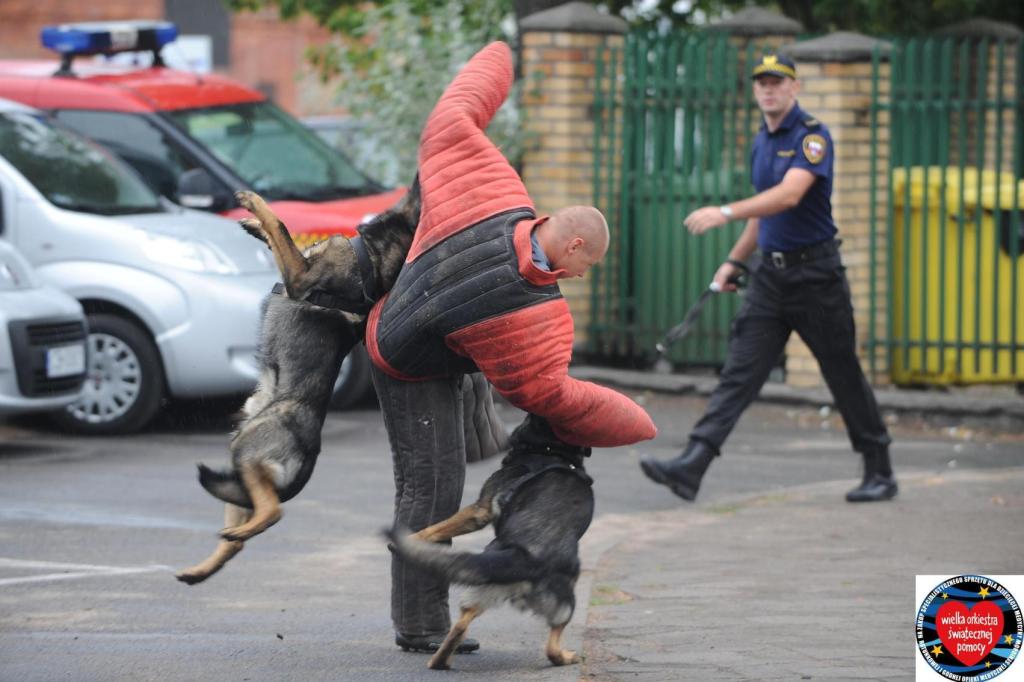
[576,467,1024,681]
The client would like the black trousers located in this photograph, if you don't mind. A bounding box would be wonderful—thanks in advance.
[690,248,891,456]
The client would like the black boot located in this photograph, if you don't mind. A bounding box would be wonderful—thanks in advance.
[845,447,898,502]
[639,439,717,501]
[396,633,480,653]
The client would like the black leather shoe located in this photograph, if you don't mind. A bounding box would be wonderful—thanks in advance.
[845,473,898,502]
[639,440,717,502]
[395,633,480,654]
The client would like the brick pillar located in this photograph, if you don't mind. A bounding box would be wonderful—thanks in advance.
[779,32,893,388]
[519,2,627,348]
[704,8,804,177]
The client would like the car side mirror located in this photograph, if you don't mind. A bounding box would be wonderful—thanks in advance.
[177,168,231,212]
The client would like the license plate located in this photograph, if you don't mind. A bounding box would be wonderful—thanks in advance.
[46,344,86,378]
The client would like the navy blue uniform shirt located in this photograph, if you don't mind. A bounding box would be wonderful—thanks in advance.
[750,102,837,252]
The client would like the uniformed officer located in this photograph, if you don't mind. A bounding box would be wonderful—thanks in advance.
[639,54,897,504]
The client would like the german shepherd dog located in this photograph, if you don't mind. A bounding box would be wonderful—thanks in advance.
[386,414,594,670]
[175,181,420,585]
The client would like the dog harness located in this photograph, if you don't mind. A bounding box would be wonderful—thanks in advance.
[365,42,656,448]
[494,450,593,518]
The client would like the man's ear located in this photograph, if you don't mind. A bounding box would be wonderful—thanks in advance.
[567,236,585,254]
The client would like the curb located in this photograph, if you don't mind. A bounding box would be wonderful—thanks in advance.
[569,365,1024,425]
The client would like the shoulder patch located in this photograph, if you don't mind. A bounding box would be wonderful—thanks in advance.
[802,116,820,129]
[802,134,827,164]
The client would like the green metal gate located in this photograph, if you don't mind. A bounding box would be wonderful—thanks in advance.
[868,37,1024,384]
[589,31,768,367]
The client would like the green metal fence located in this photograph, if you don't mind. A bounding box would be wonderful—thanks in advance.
[592,31,1023,384]
[590,31,773,367]
[869,37,1024,384]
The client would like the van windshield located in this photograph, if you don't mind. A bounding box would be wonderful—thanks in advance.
[169,102,380,202]
[0,111,164,215]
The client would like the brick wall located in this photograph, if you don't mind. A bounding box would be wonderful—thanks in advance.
[227,10,334,116]
[0,1,164,60]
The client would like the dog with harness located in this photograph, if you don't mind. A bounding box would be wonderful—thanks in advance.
[386,414,594,670]
[175,184,423,584]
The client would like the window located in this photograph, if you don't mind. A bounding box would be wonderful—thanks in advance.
[0,112,162,215]
[169,102,375,202]
[52,110,205,202]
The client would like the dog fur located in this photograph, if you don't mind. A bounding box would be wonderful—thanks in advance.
[176,182,420,585]
[385,414,594,670]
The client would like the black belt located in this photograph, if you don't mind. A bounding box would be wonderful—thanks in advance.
[765,239,840,269]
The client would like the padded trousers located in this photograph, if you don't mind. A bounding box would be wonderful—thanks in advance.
[372,368,508,637]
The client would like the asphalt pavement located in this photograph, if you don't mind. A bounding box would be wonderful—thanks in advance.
[1,371,1022,681]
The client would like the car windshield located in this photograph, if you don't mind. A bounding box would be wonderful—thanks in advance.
[168,102,379,202]
[0,111,164,215]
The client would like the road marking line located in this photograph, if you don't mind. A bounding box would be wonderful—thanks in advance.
[0,558,171,587]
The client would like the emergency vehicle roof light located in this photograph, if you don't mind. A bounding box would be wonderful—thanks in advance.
[40,21,179,77]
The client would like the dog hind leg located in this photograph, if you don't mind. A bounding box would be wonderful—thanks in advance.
[413,503,492,543]
[545,624,580,666]
[427,605,482,670]
[220,463,282,541]
[175,504,251,584]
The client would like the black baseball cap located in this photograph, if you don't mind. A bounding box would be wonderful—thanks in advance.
[751,54,796,80]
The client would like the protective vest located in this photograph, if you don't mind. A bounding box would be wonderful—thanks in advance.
[366,41,656,448]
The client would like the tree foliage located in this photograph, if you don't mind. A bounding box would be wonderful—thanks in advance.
[228,0,1024,46]
[229,0,520,185]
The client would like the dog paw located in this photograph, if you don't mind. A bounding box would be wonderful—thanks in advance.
[238,218,269,244]
[426,658,450,670]
[548,649,580,666]
[234,190,256,210]
[175,570,208,585]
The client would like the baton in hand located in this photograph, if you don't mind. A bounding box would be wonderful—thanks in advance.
[655,272,746,357]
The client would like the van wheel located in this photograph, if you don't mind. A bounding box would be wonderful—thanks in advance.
[330,343,373,409]
[49,314,165,435]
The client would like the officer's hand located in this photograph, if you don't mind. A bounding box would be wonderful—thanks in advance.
[712,262,742,293]
[684,206,728,235]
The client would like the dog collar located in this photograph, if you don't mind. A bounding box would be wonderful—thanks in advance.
[349,235,379,311]
[270,282,363,313]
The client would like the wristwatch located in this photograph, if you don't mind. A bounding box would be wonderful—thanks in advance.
[719,205,734,219]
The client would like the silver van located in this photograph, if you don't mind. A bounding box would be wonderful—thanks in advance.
[0,97,277,434]
[0,239,87,417]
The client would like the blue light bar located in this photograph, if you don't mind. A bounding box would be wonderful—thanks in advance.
[41,21,178,56]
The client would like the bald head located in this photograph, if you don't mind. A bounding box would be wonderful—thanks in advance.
[538,206,610,278]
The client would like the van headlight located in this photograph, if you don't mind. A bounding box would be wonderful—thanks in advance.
[0,257,33,291]
[0,261,24,290]
[139,234,238,274]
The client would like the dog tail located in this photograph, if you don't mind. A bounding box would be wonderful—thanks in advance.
[197,464,252,508]
[384,527,541,585]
